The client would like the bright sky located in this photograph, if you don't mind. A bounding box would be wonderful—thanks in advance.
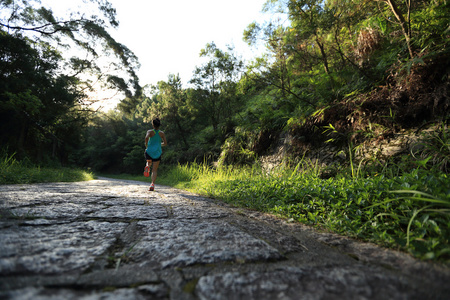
[109,0,269,87]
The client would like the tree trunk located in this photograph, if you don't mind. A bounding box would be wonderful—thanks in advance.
[384,0,413,58]
[316,37,330,75]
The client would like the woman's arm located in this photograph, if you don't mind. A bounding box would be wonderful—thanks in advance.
[160,131,168,146]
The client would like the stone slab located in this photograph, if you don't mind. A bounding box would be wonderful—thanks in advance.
[8,204,97,220]
[0,221,127,275]
[131,219,283,268]
[0,284,170,300]
[195,265,432,300]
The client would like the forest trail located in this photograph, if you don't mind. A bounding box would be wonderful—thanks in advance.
[1,178,449,299]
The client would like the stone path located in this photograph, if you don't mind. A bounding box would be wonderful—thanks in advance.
[0,178,449,299]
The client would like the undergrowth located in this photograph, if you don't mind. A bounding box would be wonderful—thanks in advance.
[0,153,94,184]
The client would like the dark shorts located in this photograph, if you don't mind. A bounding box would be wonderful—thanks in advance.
[144,150,161,162]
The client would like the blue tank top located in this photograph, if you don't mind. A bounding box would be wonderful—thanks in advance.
[146,129,162,158]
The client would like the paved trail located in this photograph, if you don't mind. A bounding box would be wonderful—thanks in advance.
[0,178,449,299]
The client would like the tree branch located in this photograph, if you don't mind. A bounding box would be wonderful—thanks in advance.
[249,68,316,108]
[0,19,82,35]
[376,0,413,58]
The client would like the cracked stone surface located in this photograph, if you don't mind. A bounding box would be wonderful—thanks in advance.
[132,219,282,269]
[0,221,127,275]
[0,178,449,299]
[196,265,420,300]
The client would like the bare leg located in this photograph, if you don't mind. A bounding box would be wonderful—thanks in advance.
[146,160,152,175]
[151,160,160,185]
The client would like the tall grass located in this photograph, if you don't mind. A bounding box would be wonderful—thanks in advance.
[160,162,266,193]
[414,123,450,172]
[0,153,94,184]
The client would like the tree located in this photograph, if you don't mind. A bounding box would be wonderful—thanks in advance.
[0,0,141,96]
[0,30,72,160]
[147,74,190,149]
[190,43,244,133]
[76,110,141,172]
[244,20,318,110]
[0,0,141,163]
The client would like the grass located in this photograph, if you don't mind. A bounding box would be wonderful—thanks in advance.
[0,153,94,184]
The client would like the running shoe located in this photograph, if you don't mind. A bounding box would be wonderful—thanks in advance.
[149,184,154,191]
[143,165,150,177]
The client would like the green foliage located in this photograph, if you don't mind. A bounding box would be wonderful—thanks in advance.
[218,130,258,166]
[2,90,43,115]
[413,124,450,172]
[75,111,145,173]
[0,30,85,163]
[0,0,143,165]
[190,42,245,133]
[139,74,191,150]
[408,0,450,52]
[0,152,93,184]
[370,189,450,259]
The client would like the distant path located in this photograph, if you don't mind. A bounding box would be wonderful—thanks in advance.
[0,178,449,299]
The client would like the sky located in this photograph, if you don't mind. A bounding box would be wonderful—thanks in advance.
[108,0,270,88]
[40,0,274,110]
